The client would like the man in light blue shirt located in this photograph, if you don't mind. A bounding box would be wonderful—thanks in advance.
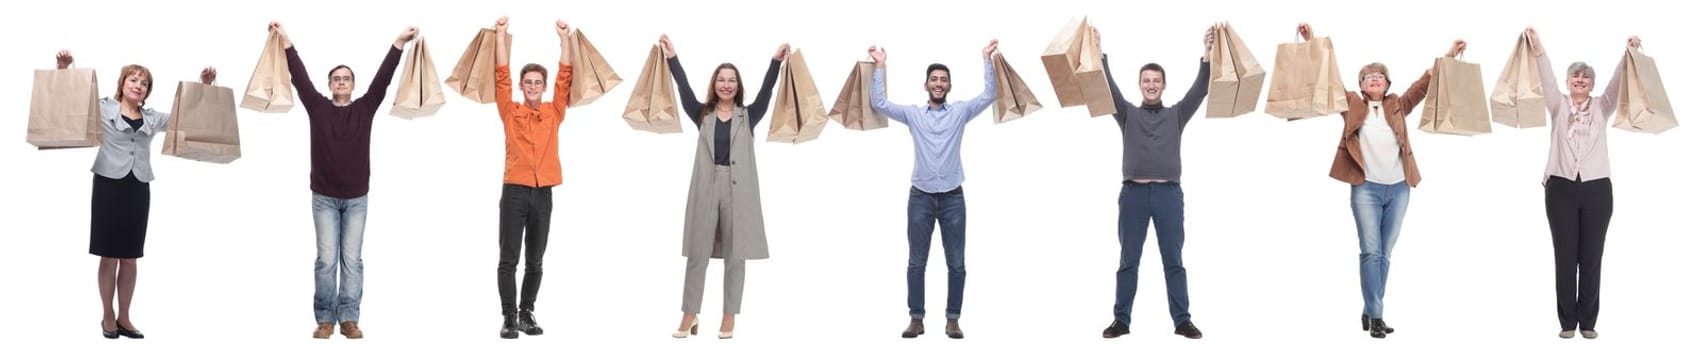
[868,40,998,340]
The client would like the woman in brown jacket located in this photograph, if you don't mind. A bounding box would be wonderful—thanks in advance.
[1298,23,1464,339]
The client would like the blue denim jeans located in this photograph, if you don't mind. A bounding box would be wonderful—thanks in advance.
[1350,181,1409,318]
[907,186,966,320]
[312,193,368,323]
[1112,182,1191,326]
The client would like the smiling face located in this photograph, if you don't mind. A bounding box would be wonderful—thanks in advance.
[1358,63,1389,97]
[113,64,153,105]
[925,69,951,104]
[1567,63,1596,97]
[1138,70,1165,103]
[714,68,740,102]
[521,72,546,102]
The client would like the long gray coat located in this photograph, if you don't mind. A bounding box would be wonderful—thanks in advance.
[681,107,769,260]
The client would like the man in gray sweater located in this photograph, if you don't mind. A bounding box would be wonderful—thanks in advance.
[1098,26,1213,340]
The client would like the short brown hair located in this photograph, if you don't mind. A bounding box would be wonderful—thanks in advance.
[520,63,548,81]
[1358,62,1389,81]
[113,64,154,106]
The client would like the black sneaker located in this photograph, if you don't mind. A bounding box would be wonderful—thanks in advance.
[1102,320,1130,338]
[517,309,544,336]
[500,312,520,339]
[1174,320,1202,339]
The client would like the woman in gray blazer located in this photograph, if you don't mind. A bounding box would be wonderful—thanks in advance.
[56,50,215,340]
[656,34,785,340]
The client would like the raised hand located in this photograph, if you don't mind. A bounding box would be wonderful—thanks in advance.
[200,67,218,85]
[495,16,509,34]
[983,39,998,60]
[659,34,676,58]
[868,45,887,67]
[1297,22,1313,41]
[1446,39,1467,58]
[56,50,73,69]
[774,43,790,61]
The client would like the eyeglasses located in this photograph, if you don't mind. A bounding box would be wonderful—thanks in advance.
[330,76,355,83]
[1361,73,1386,81]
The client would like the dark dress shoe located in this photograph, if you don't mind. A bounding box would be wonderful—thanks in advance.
[116,324,144,339]
[1174,320,1203,339]
[101,321,119,339]
[1369,319,1391,339]
[901,318,924,338]
[1102,320,1130,338]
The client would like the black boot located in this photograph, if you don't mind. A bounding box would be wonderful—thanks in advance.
[500,312,520,339]
[517,309,544,336]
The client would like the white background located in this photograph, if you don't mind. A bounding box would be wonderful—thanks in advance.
[1,0,1693,349]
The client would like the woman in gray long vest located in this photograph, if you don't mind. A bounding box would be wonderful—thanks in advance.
[657,34,787,340]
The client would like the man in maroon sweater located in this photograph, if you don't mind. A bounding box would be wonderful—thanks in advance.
[270,21,415,340]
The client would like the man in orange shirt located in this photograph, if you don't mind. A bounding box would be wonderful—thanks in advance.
[491,16,574,339]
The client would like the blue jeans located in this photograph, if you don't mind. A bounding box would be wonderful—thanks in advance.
[1350,181,1409,318]
[312,193,368,323]
[1112,182,1191,326]
[907,186,966,320]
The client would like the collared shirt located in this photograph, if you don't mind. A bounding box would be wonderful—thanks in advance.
[869,60,996,193]
[495,63,573,188]
[90,97,169,182]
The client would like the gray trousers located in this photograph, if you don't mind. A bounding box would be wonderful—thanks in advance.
[682,166,747,314]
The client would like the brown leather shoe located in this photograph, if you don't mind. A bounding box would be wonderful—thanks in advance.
[312,323,334,339]
[339,321,364,339]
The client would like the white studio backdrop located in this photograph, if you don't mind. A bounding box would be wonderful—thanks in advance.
[0,0,1693,349]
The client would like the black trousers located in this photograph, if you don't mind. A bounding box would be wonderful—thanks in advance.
[498,184,553,314]
[1544,176,1612,331]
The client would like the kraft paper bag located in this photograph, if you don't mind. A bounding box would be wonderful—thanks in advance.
[827,61,889,130]
[1489,33,1546,128]
[391,36,446,119]
[992,53,1044,123]
[567,29,623,107]
[1205,22,1266,118]
[1041,17,1115,117]
[240,31,295,113]
[444,28,511,104]
[620,44,682,134]
[164,81,242,163]
[27,68,100,149]
[1265,36,1348,121]
[1419,56,1492,136]
[767,49,829,144]
[1613,48,1677,134]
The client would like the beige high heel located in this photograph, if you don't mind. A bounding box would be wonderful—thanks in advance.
[672,320,698,338]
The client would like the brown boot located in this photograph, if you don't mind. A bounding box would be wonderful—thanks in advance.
[312,323,334,339]
[339,321,364,339]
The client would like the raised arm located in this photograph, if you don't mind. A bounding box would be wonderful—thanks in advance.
[957,40,1000,124]
[1172,27,1216,128]
[1527,28,1569,122]
[1596,36,1637,121]
[549,20,574,116]
[493,17,517,116]
[357,27,413,107]
[660,35,705,127]
[744,44,787,129]
[1097,29,1131,128]
[274,22,329,107]
[1394,40,1464,113]
[867,46,914,125]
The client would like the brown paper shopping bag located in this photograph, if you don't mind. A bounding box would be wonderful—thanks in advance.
[27,68,100,148]
[620,44,682,134]
[444,28,511,104]
[568,29,623,107]
[992,53,1044,123]
[164,81,242,163]
[1613,48,1677,134]
[240,31,295,113]
[1041,17,1115,117]
[1489,33,1546,128]
[827,61,889,130]
[1205,22,1266,118]
[391,36,446,119]
[1265,36,1348,120]
[1419,56,1492,136]
[767,49,829,144]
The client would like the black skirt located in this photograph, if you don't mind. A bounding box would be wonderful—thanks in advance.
[89,172,150,259]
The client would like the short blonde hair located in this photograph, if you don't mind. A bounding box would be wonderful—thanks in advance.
[1358,62,1389,81]
[113,64,154,106]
